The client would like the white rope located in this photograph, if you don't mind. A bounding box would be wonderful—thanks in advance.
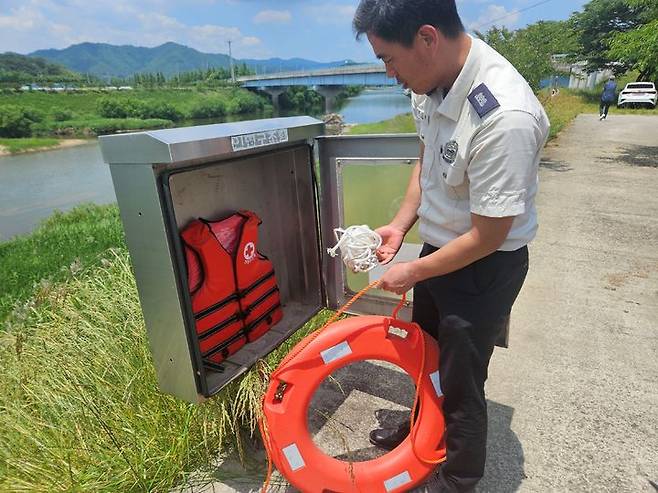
[326,225,382,273]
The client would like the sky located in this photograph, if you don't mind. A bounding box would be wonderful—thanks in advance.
[0,0,590,62]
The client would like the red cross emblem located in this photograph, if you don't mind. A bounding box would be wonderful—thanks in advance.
[243,242,256,263]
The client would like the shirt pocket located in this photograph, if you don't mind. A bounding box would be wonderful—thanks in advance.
[439,141,468,187]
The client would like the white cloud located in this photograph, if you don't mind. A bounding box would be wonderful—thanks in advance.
[0,6,42,31]
[253,10,291,24]
[0,0,266,57]
[305,4,356,26]
[468,5,521,31]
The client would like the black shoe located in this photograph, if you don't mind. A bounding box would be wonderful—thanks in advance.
[368,421,410,450]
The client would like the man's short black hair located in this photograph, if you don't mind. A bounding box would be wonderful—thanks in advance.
[353,0,464,46]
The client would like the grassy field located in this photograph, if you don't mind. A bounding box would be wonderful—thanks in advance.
[0,88,267,121]
[0,204,126,323]
[0,137,59,153]
[0,88,271,151]
[346,113,417,135]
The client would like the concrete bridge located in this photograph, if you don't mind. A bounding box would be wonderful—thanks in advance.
[237,64,398,112]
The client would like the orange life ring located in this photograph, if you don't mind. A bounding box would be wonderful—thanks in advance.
[262,314,447,492]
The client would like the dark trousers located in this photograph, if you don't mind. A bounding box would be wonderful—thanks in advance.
[412,243,529,492]
[600,100,612,117]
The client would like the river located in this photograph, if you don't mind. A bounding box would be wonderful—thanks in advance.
[0,87,410,241]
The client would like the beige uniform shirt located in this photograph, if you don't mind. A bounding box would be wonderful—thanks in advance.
[412,37,550,251]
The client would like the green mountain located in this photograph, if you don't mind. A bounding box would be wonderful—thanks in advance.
[30,42,230,79]
[0,53,82,84]
[29,42,358,79]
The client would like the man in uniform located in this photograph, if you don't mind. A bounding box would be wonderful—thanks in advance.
[353,1,550,491]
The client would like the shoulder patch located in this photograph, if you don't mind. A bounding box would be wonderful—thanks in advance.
[467,83,500,118]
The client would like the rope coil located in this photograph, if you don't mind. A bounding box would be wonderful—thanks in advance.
[326,225,382,273]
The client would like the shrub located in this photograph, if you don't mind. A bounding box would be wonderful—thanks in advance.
[97,97,183,121]
[189,97,228,119]
[52,109,74,121]
[22,108,44,123]
[0,105,35,137]
[279,86,323,113]
[97,96,134,118]
[139,101,183,121]
[226,91,265,114]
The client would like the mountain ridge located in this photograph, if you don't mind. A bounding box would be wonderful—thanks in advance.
[28,42,358,79]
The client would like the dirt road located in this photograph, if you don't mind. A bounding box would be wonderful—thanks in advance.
[482,114,658,492]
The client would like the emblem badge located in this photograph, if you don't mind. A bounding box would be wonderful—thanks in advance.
[243,242,256,264]
[467,83,500,118]
[442,140,459,164]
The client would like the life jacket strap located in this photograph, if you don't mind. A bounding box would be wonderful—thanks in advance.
[194,293,238,321]
[244,302,282,335]
[237,270,275,299]
[202,330,247,359]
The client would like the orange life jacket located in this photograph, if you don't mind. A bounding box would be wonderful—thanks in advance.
[181,210,283,370]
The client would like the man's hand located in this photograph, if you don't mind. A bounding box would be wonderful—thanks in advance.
[379,262,419,295]
[375,224,406,264]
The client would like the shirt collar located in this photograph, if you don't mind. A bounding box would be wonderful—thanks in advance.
[436,36,480,122]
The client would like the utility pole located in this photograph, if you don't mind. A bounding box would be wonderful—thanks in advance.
[228,40,236,84]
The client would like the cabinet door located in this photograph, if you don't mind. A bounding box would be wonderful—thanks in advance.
[318,134,421,320]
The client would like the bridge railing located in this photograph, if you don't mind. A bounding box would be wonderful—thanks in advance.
[237,64,387,83]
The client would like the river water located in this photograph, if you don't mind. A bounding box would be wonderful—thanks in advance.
[0,87,410,241]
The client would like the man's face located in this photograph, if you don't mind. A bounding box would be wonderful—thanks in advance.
[367,31,438,94]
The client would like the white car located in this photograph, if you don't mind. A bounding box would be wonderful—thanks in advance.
[617,82,657,108]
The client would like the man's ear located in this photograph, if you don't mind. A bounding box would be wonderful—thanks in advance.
[417,24,439,48]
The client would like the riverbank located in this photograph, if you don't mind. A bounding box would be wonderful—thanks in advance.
[0,137,90,156]
[0,87,270,140]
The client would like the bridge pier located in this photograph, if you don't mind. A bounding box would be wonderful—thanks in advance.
[262,87,286,110]
[314,85,344,114]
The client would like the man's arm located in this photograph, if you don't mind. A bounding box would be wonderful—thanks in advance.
[379,213,514,294]
[414,213,513,278]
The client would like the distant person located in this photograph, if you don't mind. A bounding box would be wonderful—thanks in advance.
[599,75,617,121]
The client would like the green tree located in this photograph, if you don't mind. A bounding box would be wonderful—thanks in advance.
[0,105,38,137]
[607,0,658,81]
[476,21,578,90]
[570,0,647,73]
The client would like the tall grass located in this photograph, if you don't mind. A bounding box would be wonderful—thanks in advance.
[0,203,125,323]
[0,138,59,153]
[0,242,335,491]
[539,89,595,140]
[346,113,416,135]
[1,249,232,491]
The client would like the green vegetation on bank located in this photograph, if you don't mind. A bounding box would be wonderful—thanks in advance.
[346,113,417,135]
[0,88,271,139]
[0,204,336,491]
[0,53,85,86]
[0,204,125,322]
[0,137,59,153]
